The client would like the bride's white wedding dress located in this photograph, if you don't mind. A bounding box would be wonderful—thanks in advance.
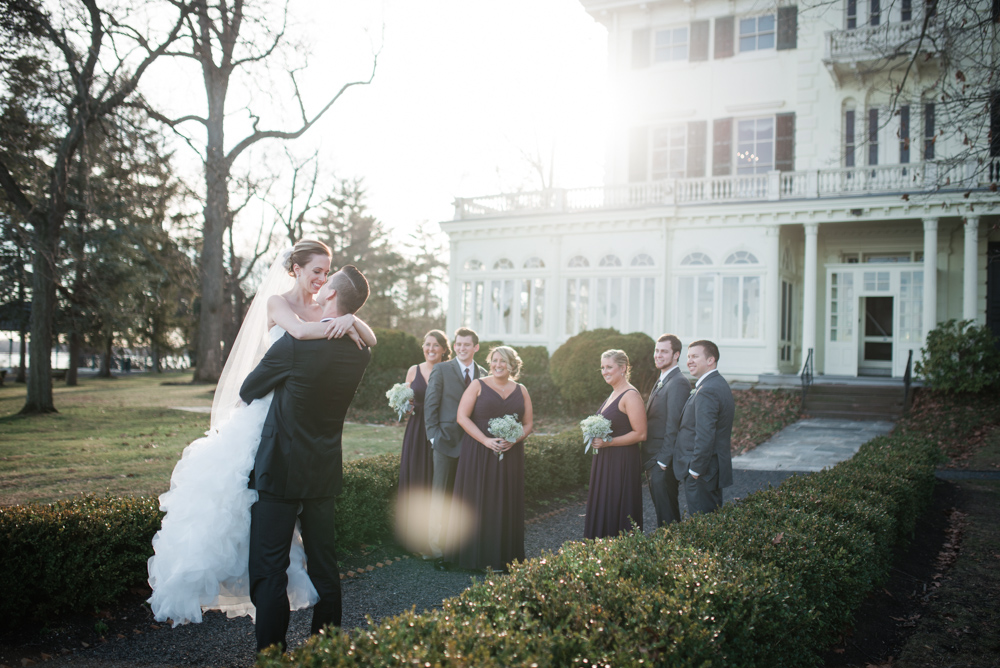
[147,325,318,626]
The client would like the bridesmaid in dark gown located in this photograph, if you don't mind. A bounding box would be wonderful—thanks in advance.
[584,349,648,540]
[396,330,450,554]
[448,346,534,571]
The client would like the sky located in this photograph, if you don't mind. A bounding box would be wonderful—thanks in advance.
[140,0,611,244]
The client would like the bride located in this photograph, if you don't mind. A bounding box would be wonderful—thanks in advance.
[147,240,377,626]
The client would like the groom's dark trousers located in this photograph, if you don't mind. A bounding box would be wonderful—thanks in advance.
[240,333,371,652]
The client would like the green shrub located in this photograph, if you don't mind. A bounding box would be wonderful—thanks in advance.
[914,319,1000,392]
[0,495,163,625]
[260,395,946,668]
[368,327,423,371]
[517,345,550,372]
[335,454,399,550]
[346,367,409,423]
[549,329,656,408]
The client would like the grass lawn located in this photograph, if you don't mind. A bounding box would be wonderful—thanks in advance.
[0,372,404,506]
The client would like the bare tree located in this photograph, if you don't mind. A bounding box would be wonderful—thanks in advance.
[145,0,377,383]
[0,0,189,413]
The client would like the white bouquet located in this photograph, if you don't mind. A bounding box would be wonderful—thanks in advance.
[385,383,414,421]
[580,414,613,455]
[487,414,524,461]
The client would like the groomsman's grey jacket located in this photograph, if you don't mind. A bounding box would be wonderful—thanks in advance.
[641,366,692,470]
[674,370,735,489]
[423,358,487,459]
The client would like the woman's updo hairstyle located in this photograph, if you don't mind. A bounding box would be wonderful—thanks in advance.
[601,349,631,381]
[488,346,523,381]
[285,239,332,276]
[425,329,452,361]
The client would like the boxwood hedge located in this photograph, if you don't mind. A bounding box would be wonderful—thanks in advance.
[0,430,592,626]
[256,421,941,667]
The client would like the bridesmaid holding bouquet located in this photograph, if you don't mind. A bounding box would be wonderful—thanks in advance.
[396,330,450,552]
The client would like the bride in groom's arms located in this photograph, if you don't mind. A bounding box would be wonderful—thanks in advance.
[147,239,376,627]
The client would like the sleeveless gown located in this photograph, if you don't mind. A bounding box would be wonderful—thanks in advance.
[396,365,433,528]
[584,389,644,539]
[447,382,526,571]
[147,326,318,626]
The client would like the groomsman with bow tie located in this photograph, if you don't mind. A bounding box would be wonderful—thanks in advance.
[642,334,691,526]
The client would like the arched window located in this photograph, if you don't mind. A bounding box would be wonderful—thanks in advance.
[523,256,545,269]
[567,255,589,268]
[464,259,484,271]
[725,251,759,265]
[598,254,622,267]
[680,252,713,266]
[493,258,514,270]
[631,253,655,267]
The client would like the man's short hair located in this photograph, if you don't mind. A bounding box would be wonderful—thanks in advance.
[689,339,720,364]
[330,265,369,314]
[453,327,479,346]
[657,333,682,356]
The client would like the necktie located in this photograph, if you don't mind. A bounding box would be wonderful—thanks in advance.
[464,368,471,387]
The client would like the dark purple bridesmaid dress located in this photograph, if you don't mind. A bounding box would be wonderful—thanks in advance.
[447,382,526,571]
[397,366,433,528]
[584,388,644,539]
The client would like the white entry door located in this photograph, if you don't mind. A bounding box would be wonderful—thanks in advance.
[825,270,858,376]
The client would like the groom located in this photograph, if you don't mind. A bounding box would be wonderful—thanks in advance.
[239,266,371,653]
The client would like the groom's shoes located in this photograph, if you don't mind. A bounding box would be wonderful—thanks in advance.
[433,558,452,572]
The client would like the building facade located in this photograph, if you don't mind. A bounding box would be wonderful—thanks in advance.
[440,0,1000,379]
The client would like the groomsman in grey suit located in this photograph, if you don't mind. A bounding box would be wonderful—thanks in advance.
[423,327,487,567]
[642,334,690,526]
[675,340,735,516]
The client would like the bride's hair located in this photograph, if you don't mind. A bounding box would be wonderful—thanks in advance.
[285,239,332,275]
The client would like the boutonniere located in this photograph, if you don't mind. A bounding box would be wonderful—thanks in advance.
[655,380,663,390]
[689,388,699,397]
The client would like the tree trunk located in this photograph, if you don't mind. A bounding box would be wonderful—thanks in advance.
[66,330,80,386]
[99,335,113,378]
[16,329,26,383]
[193,70,230,384]
[21,215,59,413]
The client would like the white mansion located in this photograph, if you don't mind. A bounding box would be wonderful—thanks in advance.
[440,0,999,379]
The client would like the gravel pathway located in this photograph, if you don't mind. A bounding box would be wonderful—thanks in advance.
[35,470,796,668]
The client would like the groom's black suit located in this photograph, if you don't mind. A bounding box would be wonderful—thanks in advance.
[240,333,370,652]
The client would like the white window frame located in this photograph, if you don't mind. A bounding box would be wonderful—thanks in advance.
[651,124,688,180]
[735,116,775,174]
[653,25,689,63]
[738,14,776,52]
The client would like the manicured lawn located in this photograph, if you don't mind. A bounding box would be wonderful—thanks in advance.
[0,372,404,506]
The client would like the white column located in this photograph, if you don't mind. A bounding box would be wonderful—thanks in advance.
[963,216,980,321]
[802,223,819,368]
[922,218,938,337]
[762,226,781,374]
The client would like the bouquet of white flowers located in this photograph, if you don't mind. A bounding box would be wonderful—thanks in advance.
[580,414,613,455]
[487,414,524,461]
[385,383,414,422]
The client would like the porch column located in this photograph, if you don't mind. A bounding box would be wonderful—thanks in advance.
[922,218,938,337]
[963,216,980,321]
[762,226,781,374]
[802,222,819,367]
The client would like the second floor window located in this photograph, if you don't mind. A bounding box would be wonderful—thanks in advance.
[924,103,936,159]
[739,15,775,52]
[651,125,687,179]
[847,0,858,28]
[736,117,775,174]
[845,108,857,167]
[654,27,689,62]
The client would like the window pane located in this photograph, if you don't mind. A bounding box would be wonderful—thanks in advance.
[474,282,484,329]
[520,280,530,334]
[533,279,545,332]
[596,278,609,328]
[743,276,761,338]
[722,276,740,338]
[739,17,756,34]
[629,277,641,332]
[679,276,694,335]
[697,276,714,336]
[759,14,775,31]
[610,277,622,329]
[643,277,655,333]
[566,279,577,335]
[579,280,589,331]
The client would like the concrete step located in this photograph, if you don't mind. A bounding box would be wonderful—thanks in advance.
[803,383,907,420]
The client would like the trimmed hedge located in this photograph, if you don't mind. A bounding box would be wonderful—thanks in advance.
[550,329,657,409]
[257,410,943,666]
[0,430,592,626]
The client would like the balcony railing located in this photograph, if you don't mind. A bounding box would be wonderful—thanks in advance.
[826,16,938,62]
[452,161,993,220]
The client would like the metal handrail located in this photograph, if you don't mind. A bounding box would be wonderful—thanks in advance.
[800,348,815,410]
[903,349,914,413]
